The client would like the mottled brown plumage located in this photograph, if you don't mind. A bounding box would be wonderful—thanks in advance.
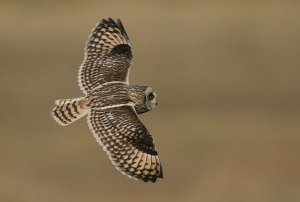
[78,18,132,94]
[51,18,162,182]
[88,106,162,182]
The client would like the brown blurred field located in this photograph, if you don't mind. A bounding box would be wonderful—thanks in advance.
[1,1,300,201]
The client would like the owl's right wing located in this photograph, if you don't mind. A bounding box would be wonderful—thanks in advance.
[87,105,163,182]
[78,18,133,95]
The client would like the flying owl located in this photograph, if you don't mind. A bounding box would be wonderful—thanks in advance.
[51,18,163,182]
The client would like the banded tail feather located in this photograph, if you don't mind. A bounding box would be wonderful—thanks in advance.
[51,97,89,126]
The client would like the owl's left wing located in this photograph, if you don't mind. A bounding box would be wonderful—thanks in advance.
[87,105,163,182]
[78,18,132,95]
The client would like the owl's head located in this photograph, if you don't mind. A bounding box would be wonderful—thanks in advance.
[130,85,158,114]
[145,87,158,110]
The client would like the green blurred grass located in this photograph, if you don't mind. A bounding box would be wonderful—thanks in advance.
[0,1,300,202]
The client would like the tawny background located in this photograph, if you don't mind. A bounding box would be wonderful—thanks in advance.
[1,1,299,201]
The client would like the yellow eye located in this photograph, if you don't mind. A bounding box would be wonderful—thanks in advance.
[148,93,154,100]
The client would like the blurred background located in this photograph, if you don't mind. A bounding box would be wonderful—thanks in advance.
[1,0,300,201]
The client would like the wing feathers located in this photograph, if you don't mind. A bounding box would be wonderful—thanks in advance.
[78,18,132,94]
[87,106,162,182]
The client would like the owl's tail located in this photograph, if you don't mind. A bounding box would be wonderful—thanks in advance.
[51,97,89,126]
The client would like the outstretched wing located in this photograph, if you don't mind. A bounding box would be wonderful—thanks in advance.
[87,105,163,182]
[78,18,133,94]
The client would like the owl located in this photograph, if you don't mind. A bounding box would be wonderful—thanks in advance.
[51,18,163,182]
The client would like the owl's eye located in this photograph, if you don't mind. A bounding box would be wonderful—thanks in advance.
[148,93,154,100]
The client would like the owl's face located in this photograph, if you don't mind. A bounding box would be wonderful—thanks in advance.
[129,85,158,114]
[145,87,158,110]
